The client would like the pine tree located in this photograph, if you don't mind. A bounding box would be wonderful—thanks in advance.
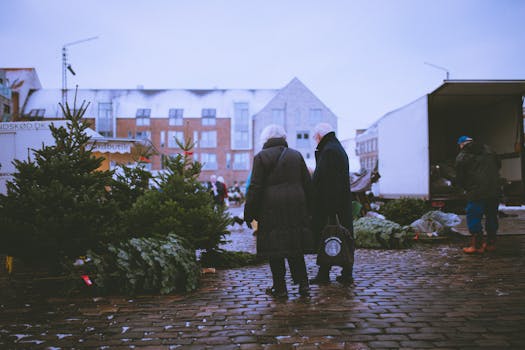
[126,137,232,251]
[0,101,119,267]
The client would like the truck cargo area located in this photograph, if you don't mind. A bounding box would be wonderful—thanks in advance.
[428,81,525,205]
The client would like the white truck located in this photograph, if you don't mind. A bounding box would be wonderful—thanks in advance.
[0,121,69,194]
[374,80,525,207]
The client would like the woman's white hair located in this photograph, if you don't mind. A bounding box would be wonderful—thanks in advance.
[313,123,334,139]
[260,124,287,145]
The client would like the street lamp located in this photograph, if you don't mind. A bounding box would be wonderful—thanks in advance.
[62,36,99,114]
[424,61,450,81]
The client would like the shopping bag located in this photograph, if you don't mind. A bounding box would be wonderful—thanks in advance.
[317,215,355,268]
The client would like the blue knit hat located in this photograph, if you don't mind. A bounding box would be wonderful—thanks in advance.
[457,135,473,144]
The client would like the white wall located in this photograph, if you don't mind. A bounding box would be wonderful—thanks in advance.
[377,96,429,198]
[0,121,67,194]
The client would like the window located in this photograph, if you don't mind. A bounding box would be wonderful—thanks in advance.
[226,153,231,169]
[169,108,183,126]
[202,108,216,125]
[234,131,249,148]
[233,152,250,170]
[193,131,199,148]
[95,102,113,137]
[296,131,310,148]
[135,131,151,140]
[309,108,322,124]
[168,131,184,148]
[234,103,250,149]
[200,153,217,170]
[136,108,151,126]
[160,131,166,148]
[200,131,217,148]
[28,109,45,117]
[271,109,285,126]
[128,131,134,138]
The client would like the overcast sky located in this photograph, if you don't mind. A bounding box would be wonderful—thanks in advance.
[1,0,524,139]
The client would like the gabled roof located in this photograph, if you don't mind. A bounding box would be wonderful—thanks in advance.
[254,77,337,118]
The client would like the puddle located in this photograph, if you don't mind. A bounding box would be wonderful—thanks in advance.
[56,333,72,339]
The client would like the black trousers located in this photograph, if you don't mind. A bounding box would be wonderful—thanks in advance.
[268,255,308,290]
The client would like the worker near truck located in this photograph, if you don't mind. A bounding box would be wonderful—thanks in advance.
[455,135,501,253]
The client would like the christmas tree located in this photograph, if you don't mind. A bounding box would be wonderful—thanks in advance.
[126,137,232,251]
[0,100,119,267]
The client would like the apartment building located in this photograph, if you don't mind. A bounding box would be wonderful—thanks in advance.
[355,124,378,172]
[21,78,338,185]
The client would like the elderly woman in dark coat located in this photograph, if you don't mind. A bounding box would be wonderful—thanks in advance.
[244,124,313,297]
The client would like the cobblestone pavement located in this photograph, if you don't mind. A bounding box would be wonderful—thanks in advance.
[1,209,525,349]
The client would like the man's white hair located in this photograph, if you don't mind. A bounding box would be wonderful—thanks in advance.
[313,123,334,139]
[260,124,287,145]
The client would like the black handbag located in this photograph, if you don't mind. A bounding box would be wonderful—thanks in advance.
[317,215,355,268]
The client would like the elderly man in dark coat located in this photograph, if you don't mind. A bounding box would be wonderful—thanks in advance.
[244,124,313,298]
[310,123,354,284]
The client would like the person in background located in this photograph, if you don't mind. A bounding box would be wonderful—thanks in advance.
[230,180,243,205]
[217,176,228,206]
[208,174,224,207]
[244,124,313,298]
[455,135,501,253]
[310,122,355,285]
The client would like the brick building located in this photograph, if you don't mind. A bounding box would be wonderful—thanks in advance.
[21,77,338,185]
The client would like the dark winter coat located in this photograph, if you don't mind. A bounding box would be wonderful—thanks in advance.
[244,137,314,257]
[455,141,501,201]
[312,132,354,238]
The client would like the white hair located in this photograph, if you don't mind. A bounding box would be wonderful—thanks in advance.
[260,124,287,145]
[313,123,334,139]
[217,176,225,183]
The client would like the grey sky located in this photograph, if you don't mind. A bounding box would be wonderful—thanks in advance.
[1,0,524,139]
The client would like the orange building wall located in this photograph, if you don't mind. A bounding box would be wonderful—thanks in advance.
[94,152,135,171]
[86,116,252,186]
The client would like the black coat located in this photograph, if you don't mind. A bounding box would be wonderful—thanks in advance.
[312,132,354,237]
[455,141,501,201]
[244,137,313,257]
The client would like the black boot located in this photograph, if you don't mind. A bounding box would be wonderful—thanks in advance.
[298,281,310,297]
[336,265,354,285]
[309,265,330,284]
[265,285,288,298]
[336,274,354,285]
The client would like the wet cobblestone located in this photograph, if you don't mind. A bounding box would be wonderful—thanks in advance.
[1,208,525,349]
